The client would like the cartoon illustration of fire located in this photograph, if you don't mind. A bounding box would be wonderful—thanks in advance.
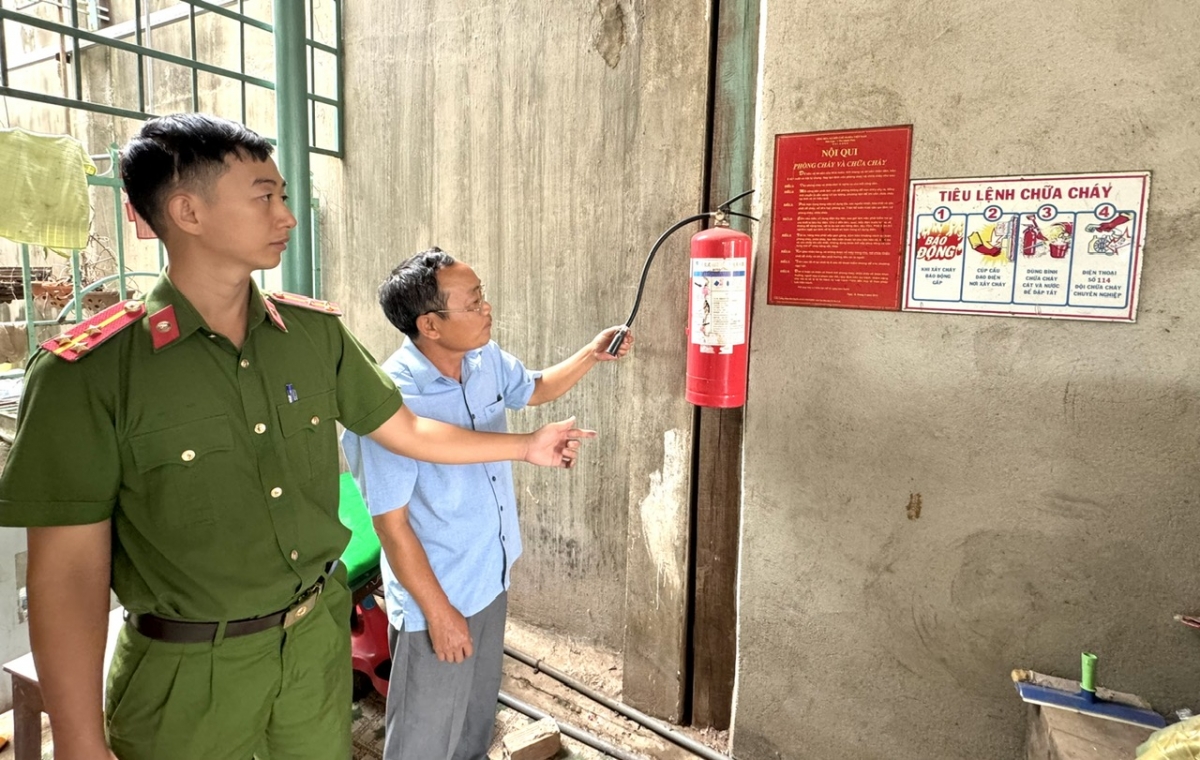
[915,224,964,261]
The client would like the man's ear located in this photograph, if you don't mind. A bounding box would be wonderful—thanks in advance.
[416,313,441,341]
[164,191,204,237]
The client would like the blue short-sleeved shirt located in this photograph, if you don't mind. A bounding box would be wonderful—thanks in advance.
[341,339,540,631]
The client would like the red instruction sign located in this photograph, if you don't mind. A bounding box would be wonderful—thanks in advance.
[768,126,913,310]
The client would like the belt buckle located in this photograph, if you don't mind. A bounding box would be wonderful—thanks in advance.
[283,580,324,629]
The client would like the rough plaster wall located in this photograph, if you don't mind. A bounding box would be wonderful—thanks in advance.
[734,1,1200,758]
[327,0,708,652]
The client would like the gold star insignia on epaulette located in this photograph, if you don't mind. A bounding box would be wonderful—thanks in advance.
[41,300,146,362]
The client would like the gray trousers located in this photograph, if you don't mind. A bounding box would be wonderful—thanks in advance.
[383,592,507,760]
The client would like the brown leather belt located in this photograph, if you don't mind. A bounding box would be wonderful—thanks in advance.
[126,578,325,644]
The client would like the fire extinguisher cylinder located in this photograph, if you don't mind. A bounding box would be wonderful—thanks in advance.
[686,224,753,408]
[605,191,758,408]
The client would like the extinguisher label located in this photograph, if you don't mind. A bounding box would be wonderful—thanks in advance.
[691,257,748,347]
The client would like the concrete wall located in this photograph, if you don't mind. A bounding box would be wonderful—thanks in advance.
[328,2,708,715]
[733,1,1200,758]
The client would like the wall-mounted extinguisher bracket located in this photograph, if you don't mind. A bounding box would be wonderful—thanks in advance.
[606,190,758,409]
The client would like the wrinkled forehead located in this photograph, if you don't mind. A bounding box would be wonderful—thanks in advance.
[437,263,482,292]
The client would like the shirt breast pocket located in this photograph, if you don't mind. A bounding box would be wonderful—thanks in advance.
[276,389,340,482]
[475,398,507,432]
[129,415,234,527]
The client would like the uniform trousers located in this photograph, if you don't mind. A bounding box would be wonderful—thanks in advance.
[105,569,351,760]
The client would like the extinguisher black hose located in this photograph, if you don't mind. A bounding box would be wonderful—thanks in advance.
[604,212,710,355]
[622,212,713,329]
[605,190,757,356]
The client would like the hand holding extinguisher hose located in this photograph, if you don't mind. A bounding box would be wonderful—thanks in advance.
[605,189,758,356]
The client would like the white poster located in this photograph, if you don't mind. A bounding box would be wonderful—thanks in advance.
[691,257,748,353]
[903,172,1149,322]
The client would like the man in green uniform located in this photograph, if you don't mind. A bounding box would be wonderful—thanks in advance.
[0,113,592,760]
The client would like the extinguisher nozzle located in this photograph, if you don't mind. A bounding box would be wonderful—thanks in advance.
[605,327,629,357]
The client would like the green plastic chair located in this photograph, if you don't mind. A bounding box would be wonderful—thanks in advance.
[337,472,382,601]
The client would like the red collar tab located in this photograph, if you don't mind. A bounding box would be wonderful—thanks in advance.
[263,295,288,332]
[148,305,182,350]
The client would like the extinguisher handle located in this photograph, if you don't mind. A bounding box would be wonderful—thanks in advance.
[605,326,630,357]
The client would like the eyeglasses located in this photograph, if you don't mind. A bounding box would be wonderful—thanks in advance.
[432,286,489,315]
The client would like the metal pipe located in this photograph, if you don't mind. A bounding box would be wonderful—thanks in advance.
[112,168,126,302]
[0,86,150,121]
[188,2,198,112]
[133,0,143,112]
[310,197,321,299]
[69,0,81,101]
[505,646,731,760]
[333,0,343,156]
[70,250,82,322]
[1,10,10,88]
[272,0,313,295]
[306,0,314,153]
[238,0,247,124]
[497,691,644,760]
[19,245,37,357]
[142,0,152,112]
[185,0,271,32]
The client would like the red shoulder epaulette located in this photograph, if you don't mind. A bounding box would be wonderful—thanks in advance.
[266,291,343,316]
[41,300,145,362]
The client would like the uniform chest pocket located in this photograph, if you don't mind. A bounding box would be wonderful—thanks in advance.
[128,415,234,526]
[276,389,340,482]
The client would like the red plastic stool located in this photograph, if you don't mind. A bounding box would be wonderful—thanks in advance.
[351,593,392,698]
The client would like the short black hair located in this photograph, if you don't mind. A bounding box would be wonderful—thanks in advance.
[379,247,458,339]
[120,113,273,237]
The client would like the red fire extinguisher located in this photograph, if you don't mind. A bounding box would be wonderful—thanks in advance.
[686,220,752,407]
[606,190,756,408]
[1021,214,1045,257]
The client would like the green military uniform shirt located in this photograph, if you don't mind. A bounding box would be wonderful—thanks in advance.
[0,272,402,622]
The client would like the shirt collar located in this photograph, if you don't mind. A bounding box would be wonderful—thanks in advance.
[399,339,482,392]
[143,271,282,352]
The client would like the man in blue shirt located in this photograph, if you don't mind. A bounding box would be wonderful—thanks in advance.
[342,248,632,760]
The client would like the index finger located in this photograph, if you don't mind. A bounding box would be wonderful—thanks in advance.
[566,428,598,440]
